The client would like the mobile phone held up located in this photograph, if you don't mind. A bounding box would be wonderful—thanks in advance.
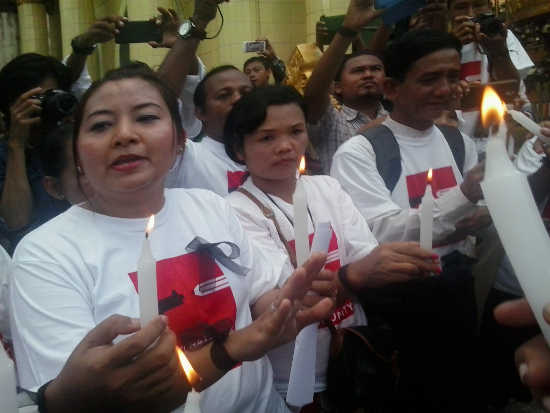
[115,21,162,44]
[243,41,266,53]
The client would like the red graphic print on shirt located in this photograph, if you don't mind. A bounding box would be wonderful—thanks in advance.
[227,171,248,192]
[406,166,457,208]
[288,227,355,327]
[129,251,236,351]
[460,60,482,82]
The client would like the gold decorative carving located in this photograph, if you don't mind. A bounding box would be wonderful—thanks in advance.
[286,43,322,95]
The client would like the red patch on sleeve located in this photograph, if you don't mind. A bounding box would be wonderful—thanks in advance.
[129,251,236,351]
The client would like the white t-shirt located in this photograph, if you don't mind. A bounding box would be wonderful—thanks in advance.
[9,189,289,413]
[165,137,248,197]
[331,117,479,258]
[458,30,534,137]
[227,175,374,395]
[494,136,545,296]
[0,245,10,340]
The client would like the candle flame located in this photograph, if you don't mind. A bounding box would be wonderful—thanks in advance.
[427,168,433,183]
[298,156,306,175]
[145,215,155,238]
[177,347,200,387]
[481,86,506,129]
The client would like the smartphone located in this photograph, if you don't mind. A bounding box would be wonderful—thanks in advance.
[461,79,519,110]
[243,41,266,53]
[115,21,162,44]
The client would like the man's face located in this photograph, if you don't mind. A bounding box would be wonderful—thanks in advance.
[386,48,461,127]
[244,61,271,88]
[449,0,490,23]
[334,54,385,104]
[196,69,253,139]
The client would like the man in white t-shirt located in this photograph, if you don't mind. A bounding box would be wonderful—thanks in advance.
[448,0,534,137]
[155,8,250,196]
[331,29,487,412]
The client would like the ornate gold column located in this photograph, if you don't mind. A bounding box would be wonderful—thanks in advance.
[16,0,49,55]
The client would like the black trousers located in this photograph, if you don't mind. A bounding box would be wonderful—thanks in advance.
[359,251,484,412]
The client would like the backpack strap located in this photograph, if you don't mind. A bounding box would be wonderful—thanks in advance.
[236,188,297,268]
[360,125,402,193]
[436,124,465,175]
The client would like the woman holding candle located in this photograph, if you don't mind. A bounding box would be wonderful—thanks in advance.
[8,67,335,413]
[224,85,440,410]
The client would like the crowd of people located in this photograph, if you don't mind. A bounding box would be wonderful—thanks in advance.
[1,0,550,412]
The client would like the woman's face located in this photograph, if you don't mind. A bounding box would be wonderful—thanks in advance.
[77,78,177,203]
[238,103,308,182]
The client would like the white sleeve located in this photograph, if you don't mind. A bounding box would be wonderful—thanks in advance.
[0,246,10,339]
[224,202,288,304]
[330,179,378,264]
[179,57,207,139]
[62,55,92,100]
[515,136,543,175]
[331,138,477,244]
[9,244,94,391]
[506,30,534,80]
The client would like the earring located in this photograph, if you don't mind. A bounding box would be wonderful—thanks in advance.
[76,165,83,175]
[177,146,184,155]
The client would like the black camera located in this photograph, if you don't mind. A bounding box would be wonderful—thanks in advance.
[32,89,78,131]
[472,12,505,37]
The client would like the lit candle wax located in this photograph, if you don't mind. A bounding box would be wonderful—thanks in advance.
[419,168,434,251]
[480,87,550,343]
[293,156,309,267]
[508,109,545,143]
[0,345,17,413]
[138,215,158,327]
[177,347,201,413]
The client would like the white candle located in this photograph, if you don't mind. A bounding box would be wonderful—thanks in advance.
[0,345,17,413]
[481,87,550,343]
[508,109,545,142]
[419,169,434,251]
[286,222,332,408]
[293,156,310,267]
[138,215,158,327]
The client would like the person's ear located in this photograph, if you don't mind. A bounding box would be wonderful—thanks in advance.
[43,176,65,200]
[333,80,342,96]
[195,106,206,123]
[178,128,187,147]
[383,77,400,102]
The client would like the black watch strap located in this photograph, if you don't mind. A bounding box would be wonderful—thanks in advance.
[337,26,358,38]
[37,380,54,413]
[210,335,238,372]
[71,38,96,56]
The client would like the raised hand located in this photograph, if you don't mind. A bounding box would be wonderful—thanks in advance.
[73,16,127,49]
[342,0,384,32]
[149,7,180,49]
[452,15,476,45]
[461,160,485,203]
[8,87,43,147]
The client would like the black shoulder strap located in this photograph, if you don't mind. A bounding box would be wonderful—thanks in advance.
[360,125,402,193]
[436,124,465,175]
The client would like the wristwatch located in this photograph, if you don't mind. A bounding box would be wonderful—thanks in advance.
[177,19,207,40]
[71,38,97,56]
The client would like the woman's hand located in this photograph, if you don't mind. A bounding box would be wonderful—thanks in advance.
[149,7,180,49]
[45,315,187,413]
[228,253,334,362]
[8,87,43,148]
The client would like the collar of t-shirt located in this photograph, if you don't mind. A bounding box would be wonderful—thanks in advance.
[385,116,437,144]
[341,102,385,123]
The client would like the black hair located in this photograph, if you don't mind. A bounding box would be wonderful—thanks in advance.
[193,65,240,111]
[73,65,183,170]
[243,56,271,71]
[0,53,72,128]
[335,49,385,81]
[224,85,307,164]
[384,29,462,82]
[39,122,74,178]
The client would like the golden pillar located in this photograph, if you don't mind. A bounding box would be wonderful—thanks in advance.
[17,0,49,55]
[58,0,99,79]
